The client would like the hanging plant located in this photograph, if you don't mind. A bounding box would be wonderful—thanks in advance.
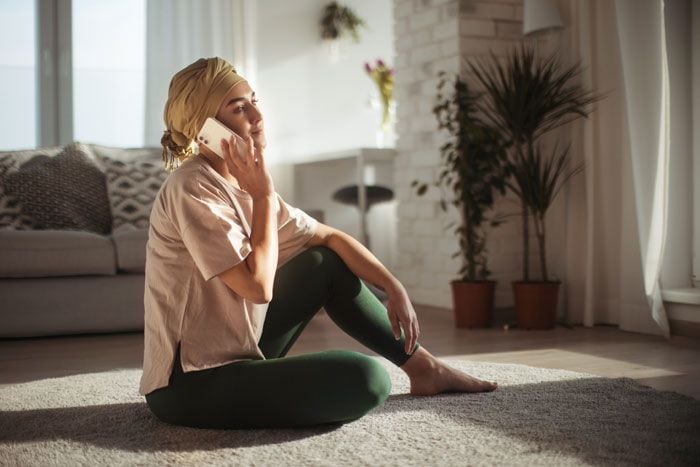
[320,1,367,43]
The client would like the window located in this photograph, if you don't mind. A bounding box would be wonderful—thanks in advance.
[0,0,37,150]
[660,0,700,305]
[692,1,700,288]
[0,0,146,150]
[72,0,146,147]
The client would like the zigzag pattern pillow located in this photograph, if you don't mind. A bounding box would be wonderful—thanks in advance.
[0,146,63,230]
[101,156,168,233]
[3,142,112,234]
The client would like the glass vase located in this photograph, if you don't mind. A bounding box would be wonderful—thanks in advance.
[368,91,397,148]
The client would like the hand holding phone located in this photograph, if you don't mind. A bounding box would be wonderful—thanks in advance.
[199,117,275,198]
[197,117,250,159]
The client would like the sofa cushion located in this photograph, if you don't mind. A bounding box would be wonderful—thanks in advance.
[100,156,167,233]
[3,142,112,235]
[0,229,117,278]
[89,144,161,164]
[111,228,148,273]
[0,146,63,230]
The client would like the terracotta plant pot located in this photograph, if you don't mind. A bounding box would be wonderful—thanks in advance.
[511,280,561,330]
[450,280,496,328]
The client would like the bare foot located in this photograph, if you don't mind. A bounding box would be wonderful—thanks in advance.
[400,347,498,396]
[409,362,498,396]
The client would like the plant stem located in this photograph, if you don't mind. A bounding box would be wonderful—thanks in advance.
[521,200,529,281]
[464,203,476,280]
[517,143,530,282]
[534,214,548,281]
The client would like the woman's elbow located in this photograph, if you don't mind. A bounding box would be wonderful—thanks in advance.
[257,293,273,305]
[252,283,273,304]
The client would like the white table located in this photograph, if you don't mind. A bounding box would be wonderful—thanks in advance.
[290,147,397,250]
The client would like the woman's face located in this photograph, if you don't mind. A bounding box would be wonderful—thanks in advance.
[215,80,266,150]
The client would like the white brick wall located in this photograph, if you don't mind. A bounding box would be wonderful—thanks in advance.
[392,0,524,310]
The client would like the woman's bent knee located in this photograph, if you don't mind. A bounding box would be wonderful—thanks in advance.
[285,245,349,283]
[305,245,345,270]
[303,246,361,298]
[360,356,392,408]
[337,351,392,412]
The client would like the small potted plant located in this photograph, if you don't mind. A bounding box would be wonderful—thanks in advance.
[412,70,511,328]
[468,45,600,329]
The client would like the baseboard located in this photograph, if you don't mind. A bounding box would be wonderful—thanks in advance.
[669,319,700,338]
[492,307,517,327]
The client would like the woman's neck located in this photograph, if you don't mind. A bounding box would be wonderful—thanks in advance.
[198,150,240,188]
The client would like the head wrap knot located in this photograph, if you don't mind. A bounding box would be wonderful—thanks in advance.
[161,57,246,172]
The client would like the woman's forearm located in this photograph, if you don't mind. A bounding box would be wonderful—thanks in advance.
[246,194,279,300]
[326,230,405,297]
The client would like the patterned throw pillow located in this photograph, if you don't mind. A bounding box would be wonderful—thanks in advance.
[0,146,63,230]
[100,156,168,233]
[3,142,112,235]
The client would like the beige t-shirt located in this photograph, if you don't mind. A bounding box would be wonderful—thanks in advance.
[139,154,318,396]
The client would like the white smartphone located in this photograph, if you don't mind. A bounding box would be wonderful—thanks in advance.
[197,117,250,159]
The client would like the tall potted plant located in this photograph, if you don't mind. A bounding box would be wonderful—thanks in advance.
[507,142,586,328]
[412,70,511,328]
[468,45,600,329]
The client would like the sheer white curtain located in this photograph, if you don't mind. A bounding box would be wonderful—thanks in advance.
[614,0,670,337]
[144,0,257,147]
[557,0,670,337]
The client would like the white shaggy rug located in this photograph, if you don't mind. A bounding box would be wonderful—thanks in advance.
[1,358,699,466]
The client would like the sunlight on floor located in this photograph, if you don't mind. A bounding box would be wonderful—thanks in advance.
[440,349,684,379]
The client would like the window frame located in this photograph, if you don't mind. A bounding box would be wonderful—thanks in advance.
[37,0,73,147]
[692,0,700,287]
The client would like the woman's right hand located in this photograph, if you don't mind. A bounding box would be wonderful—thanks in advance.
[221,135,275,199]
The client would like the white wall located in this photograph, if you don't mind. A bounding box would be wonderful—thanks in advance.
[251,0,397,268]
[254,0,395,200]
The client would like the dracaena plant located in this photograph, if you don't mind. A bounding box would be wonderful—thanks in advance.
[412,70,511,282]
[507,141,586,281]
[468,44,600,281]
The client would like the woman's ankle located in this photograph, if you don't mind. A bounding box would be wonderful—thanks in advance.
[399,346,438,379]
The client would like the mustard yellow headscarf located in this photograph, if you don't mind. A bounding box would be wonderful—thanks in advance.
[161,57,247,172]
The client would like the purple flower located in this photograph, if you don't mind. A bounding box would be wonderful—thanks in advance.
[377,58,385,68]
[364,62,372,73]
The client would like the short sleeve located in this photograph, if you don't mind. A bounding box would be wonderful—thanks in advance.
[276,193,319,258]
[176,179,251,282]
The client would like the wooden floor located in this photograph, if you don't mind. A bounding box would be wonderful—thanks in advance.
[1,304,699,400]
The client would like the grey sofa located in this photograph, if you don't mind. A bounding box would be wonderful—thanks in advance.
[0,143,163,338]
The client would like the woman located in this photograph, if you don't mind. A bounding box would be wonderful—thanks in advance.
[139,57,497,429]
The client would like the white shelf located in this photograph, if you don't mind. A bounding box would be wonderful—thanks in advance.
[288,147,397,166]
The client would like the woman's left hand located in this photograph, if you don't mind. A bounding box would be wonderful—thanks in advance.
[385,286,420,355]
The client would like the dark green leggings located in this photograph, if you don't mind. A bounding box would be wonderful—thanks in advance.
[145,245,420,429]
